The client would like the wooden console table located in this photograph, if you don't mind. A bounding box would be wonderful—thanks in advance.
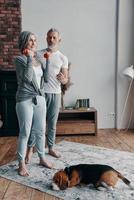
[56,108,97,136]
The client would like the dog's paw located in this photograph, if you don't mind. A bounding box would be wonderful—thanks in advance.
[97,186,107,191]
[52,183,60,191]
[129,183,134,190]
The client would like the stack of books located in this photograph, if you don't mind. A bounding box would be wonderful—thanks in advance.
[75,98,90,110]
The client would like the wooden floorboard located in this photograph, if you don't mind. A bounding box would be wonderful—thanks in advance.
[0,177,11,199]
[0,129,134,200]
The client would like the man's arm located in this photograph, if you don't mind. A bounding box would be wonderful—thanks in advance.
[57,68,68,85]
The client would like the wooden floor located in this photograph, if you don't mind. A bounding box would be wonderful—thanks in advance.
[0,129,134,200]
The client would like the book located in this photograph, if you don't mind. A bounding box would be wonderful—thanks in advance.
[75,98,90,109]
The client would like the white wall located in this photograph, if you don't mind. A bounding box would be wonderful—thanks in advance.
[117,0,134,129]
[22,0,134,129]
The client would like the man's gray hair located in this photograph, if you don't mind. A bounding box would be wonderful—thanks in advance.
[47,28,60,36]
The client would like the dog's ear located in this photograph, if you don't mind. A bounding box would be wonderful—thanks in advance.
[65,167,72,180]
[65,167,70,175]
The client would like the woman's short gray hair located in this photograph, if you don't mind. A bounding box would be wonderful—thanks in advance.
[18,31,34,53]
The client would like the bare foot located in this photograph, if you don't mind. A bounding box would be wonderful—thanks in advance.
[25,147,33,164]
[39,158,53,169]
[18,161,29,176]
[48,149,61,158]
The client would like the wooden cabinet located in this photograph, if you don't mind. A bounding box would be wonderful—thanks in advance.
[56,108,97,135]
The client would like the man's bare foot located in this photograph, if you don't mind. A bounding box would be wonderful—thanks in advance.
[25,147,33,164]
[48,149,61,158]
[39,158,53,169]
[18,161,29,176]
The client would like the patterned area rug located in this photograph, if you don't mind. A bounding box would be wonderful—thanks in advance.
[0,141,134,200]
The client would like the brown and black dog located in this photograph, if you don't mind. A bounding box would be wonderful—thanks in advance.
[52,164,133,191]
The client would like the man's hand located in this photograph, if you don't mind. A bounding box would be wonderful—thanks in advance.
[57,72,68,84]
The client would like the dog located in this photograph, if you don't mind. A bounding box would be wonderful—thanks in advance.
[52,164,133,191]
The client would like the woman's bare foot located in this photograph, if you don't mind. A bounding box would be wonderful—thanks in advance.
[18,161,29,176]
[48,149,61,158]
[25,147,33,164]
[39,158,53,169]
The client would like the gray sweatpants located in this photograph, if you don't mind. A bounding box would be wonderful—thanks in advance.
[28,93,61,149]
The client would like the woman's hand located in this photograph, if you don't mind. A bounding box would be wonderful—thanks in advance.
[23,49,35,57]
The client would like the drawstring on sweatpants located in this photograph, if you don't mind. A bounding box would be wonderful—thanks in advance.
[32,96,37,105]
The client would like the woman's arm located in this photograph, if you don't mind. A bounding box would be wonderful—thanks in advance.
[15,56,34,83]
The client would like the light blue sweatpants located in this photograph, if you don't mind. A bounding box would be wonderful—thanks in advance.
[28,93,61,149]
[16,96,46,161]
[46,93,61,148]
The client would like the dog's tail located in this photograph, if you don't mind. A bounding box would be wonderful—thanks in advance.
[117,172,134,189]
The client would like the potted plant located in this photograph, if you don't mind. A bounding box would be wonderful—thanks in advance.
[61,62,73,110]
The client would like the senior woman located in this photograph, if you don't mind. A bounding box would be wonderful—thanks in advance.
[15,31,52,176]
